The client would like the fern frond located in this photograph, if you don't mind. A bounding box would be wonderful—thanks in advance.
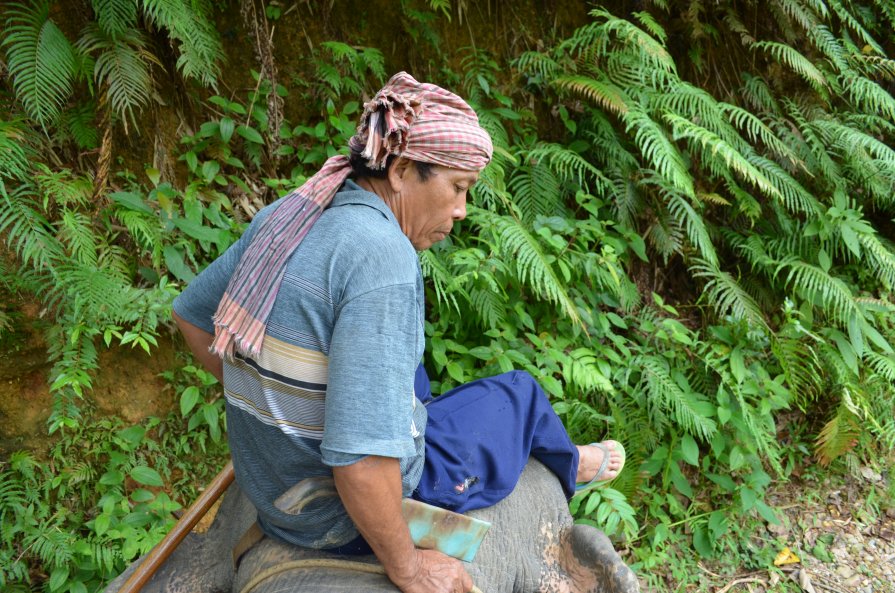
[776,258,859,323]
[468,285,507,329]
[0,118,33,184]
[2,0,77,126]
[60,102,99,149]
[691,259,767,328]
[419,249,461,314]
[586,8,676,76]
[826,0,885,56]
[140,0,223,87]
[815,397,860,465]
[747,154,820,215]
[772,333,822,408]
[514,50,560,81]
[812,119,895,165]
[858,233,895,289]
[808,24,850,72]
[472,207,582,328]
[35,167,93,208]
[508,161,563,222]
[664,113,781,201]
[58,210,98,267]
[553,75,629,116]
[623,109,694,197]
[649,180,718,266]
[77,24,156,127]
[719,103,804,170]
[564,347,615,393]
[0,185,63,271]
[753,41,829,93]
[92,0,138,38]
[637,355,717,441]
[527,143,612,195]
[741,74,781,114]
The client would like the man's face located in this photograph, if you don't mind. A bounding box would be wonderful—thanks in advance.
[393,164,479,251]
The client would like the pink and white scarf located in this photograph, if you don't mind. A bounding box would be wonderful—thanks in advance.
[210,72,493,358]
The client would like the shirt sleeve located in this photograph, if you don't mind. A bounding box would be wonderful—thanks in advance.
[172,207,272,333]
[320,282,421,465]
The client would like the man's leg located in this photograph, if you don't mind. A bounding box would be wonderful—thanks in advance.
[415,369,612,512]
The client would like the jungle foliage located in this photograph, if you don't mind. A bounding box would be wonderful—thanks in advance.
[1,0,894,591]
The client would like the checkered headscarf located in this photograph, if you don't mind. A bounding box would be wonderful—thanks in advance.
[210,72,493,358]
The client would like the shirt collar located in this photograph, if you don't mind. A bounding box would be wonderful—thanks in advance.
[330,179,399,226]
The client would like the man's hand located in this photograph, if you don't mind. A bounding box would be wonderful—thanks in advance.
[332,456,473,593]
[388,549,473,593]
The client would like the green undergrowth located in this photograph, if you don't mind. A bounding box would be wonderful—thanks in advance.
[1,1,894,591]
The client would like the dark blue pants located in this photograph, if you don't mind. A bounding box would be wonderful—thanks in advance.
[413,365,579,512]
[326,365,579,555]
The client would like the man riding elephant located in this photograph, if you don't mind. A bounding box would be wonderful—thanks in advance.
[172,72,625,593]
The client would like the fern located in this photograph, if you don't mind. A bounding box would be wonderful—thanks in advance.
[776,258,859,324]
[753,40,829,93]
[471,207,582,329]
[76,24,156,128]
[815,397,860,465]
[691,259,767,328]
[2,0,78,126]
[623,109,695,197]
[636,355,717,441]
[553,75,630,116]
[526,143,611,195]
[92,0,138,38]
[140,0,223,87]
[507,160,563,222]
[664,112,782,201]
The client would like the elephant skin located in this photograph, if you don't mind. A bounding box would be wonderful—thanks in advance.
[104,459,639,593]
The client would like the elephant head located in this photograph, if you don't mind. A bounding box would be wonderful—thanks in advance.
[105,459,639,593]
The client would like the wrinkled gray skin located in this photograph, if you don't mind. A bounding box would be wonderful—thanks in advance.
[104,460,639,593]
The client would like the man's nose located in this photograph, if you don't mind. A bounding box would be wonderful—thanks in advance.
[454,198,467,221]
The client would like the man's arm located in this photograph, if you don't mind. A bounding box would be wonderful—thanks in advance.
[333,456,472,593]
[172,310,223,384]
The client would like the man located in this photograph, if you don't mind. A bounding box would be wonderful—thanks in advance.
[173,72,624,593]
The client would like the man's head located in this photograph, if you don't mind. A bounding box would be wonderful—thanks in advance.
[348,72,491,250]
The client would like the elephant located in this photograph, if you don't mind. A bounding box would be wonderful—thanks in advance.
[104,459,640,593]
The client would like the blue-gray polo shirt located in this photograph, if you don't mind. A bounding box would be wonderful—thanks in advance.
[174,179,428,548]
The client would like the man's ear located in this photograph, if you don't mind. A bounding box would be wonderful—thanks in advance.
[387,157,412,194]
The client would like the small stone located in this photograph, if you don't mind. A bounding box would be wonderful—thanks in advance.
[836,565,855,579]
[844,574,862,588]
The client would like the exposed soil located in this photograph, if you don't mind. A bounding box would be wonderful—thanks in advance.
[640,466,895,593]
[0,320,178,455]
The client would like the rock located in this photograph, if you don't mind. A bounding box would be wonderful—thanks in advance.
[835,565,855,579]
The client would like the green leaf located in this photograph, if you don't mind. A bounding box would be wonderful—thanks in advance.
[130,465,163,487]
[94,512,111,536]
[446,361,464,382]
[180,385,201,416]
[111,191,154,214]
[237,125,264,144]
[669,463,693,498]
[847,315,864,359]
[219,116,235,143]
[163,245,195,281]
[680,434,699,466]
[755,499,781,525]
[99,469,124,486]
[48,567,69,592]
[739,486,758,512]
[729,346,746,383]
[693,524,714,557]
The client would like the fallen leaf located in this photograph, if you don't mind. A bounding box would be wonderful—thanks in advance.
[774,547,801,566]
[799,569,817,593]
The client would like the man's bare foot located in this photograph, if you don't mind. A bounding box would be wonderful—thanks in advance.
[575,440,625,485]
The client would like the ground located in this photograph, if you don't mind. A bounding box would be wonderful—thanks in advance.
[638,466,895,593]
